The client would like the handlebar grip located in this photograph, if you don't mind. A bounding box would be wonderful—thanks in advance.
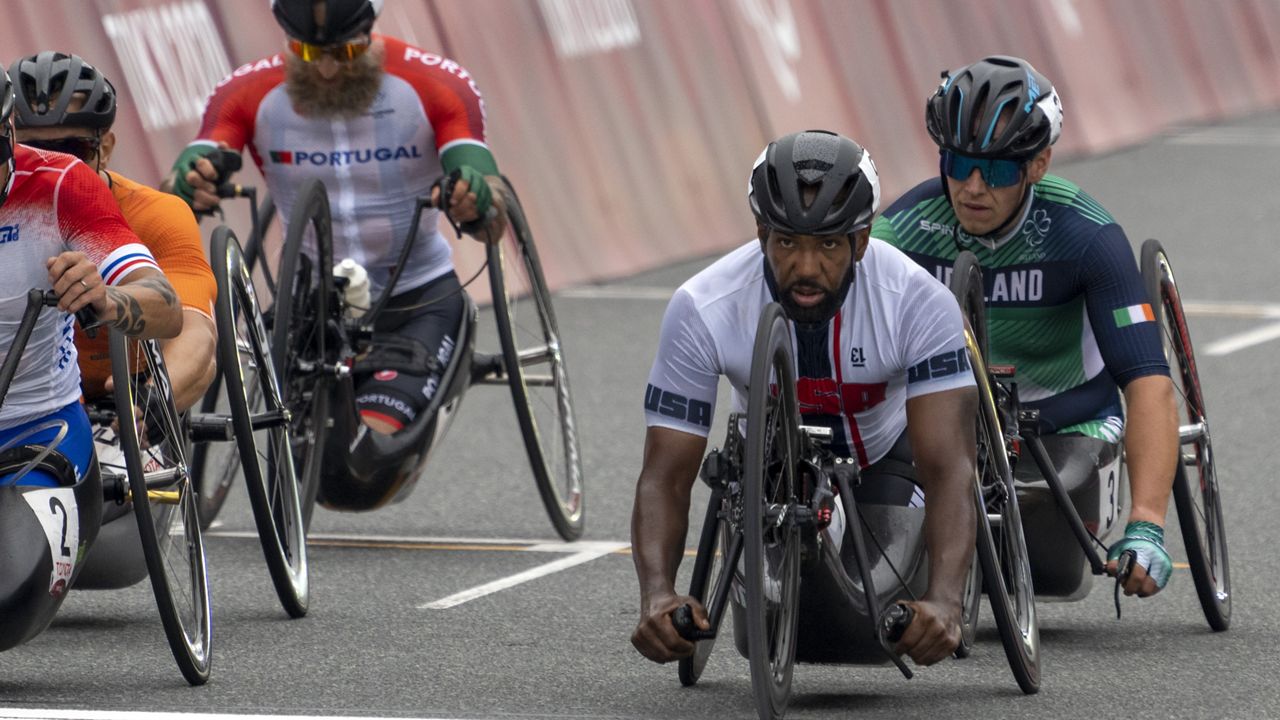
[880,603,915,644]
[44,290,101,338]
[672,604,715,642]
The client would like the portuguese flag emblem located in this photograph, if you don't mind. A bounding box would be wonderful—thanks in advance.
[1113,303,1155,328]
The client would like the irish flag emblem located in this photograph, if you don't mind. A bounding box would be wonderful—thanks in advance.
[1113,303,1155,328]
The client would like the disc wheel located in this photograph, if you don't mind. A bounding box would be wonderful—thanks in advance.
[1142,239,1230,631]
[487,180,584,541]
[743,303,802,720]
[270,179,332,530]
[951,251,1040,694]
[108,332,211,685]
[214,226,310,618]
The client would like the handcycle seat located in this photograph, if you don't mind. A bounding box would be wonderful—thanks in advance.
[318,291,478,511]
[0,446,102,651]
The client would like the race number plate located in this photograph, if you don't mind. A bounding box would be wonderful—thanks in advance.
[22,488,80,599]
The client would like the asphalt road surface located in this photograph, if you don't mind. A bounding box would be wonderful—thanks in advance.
[2,113,1278,720]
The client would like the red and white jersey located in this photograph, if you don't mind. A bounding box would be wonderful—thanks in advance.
[0,145,159,426]
[645,239,974,467]
[193,35,490,294]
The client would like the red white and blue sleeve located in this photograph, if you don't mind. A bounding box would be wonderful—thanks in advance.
[56,161,160,285]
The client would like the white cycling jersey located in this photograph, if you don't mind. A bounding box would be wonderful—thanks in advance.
[645,238,974,467]
[192,36,491,295]
[0,146,159,427]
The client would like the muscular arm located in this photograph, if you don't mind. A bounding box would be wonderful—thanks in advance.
[630,426,708,663]
[160,310,218,411]
[1122,374,1178,525]
[106,270,183,339]
[901,386,978,663]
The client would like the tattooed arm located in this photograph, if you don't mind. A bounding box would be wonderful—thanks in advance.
[47,252,183,340]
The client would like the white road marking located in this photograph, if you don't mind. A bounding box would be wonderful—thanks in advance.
[1203,322,1280,356]
[1166,127,1280,146]
[419,542,628,610]
[1182,300,1280,319]
[0,711,469,720]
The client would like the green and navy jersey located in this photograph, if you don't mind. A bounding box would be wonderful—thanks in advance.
[872,175,1168,440]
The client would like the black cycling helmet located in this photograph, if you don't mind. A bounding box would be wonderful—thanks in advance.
[9,52,117,131]
[926,55,1063,159]
[272,0,383,44]
[748,130,880,236]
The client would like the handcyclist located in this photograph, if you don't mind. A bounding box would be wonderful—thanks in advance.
[0,66,182,489]
[11,52,217,413]
[163,0,506,442]
[631,130,978,667]
[872,55,1178,599]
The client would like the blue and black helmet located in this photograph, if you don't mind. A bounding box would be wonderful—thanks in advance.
[926,55,1063,159]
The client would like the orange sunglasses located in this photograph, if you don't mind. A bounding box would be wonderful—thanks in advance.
[288,37,371,63]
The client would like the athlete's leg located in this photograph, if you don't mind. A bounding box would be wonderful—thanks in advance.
[354,272,465,434]
[0,402,95,487]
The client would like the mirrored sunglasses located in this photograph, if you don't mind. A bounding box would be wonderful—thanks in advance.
[288,37,371,63]
[940,150,1024,188]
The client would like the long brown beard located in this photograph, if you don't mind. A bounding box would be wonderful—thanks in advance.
[285,46,384,119]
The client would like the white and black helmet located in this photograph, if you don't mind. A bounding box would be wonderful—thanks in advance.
[926,55,1063,159]
[748,130,880,236]
[271,0,383,44]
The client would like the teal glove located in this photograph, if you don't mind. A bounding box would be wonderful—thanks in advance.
[1107,521,1173,589]
[168,144,223,206]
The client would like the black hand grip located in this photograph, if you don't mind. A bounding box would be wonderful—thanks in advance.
[881,603,915,644]
[1113,549,1137,619]
[43,291,99,337]
[672,604,715,642]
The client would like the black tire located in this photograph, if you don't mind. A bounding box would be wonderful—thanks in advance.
[951,252,1041,694]
[214,227,310,618]
[270,180,332,530]
[743,304,802,720]
[108,332,212,685]
[190,373,236,530]
[678,491,731,686]
[1141,239,1230,631]
[487,182,584,541]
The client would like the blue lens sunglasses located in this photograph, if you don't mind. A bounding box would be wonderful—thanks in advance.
[940,150,1025,188]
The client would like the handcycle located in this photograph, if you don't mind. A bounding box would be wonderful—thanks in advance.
[672,301,1040,720]
[950,240,1229,630]
[0,291,210,684]
[192,157,585,540]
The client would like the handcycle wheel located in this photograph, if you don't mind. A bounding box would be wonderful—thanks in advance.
[190,374,236,529]
[1141,239,1230,631]
[271,179,333,530]
[954,553,982,658]
[487,180,584,541]
[951,251,1040,694]
[742,303,802,720]
[678,490,732,686]
[108,331,211,685]
[214,226,310,618]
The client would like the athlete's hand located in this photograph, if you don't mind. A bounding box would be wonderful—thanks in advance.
[1105,521,1171,597]
[430,170,507,242]
[631,592,705,663]
[168,144,228,213]
[47,252,108,316]
[894,599,961,666]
